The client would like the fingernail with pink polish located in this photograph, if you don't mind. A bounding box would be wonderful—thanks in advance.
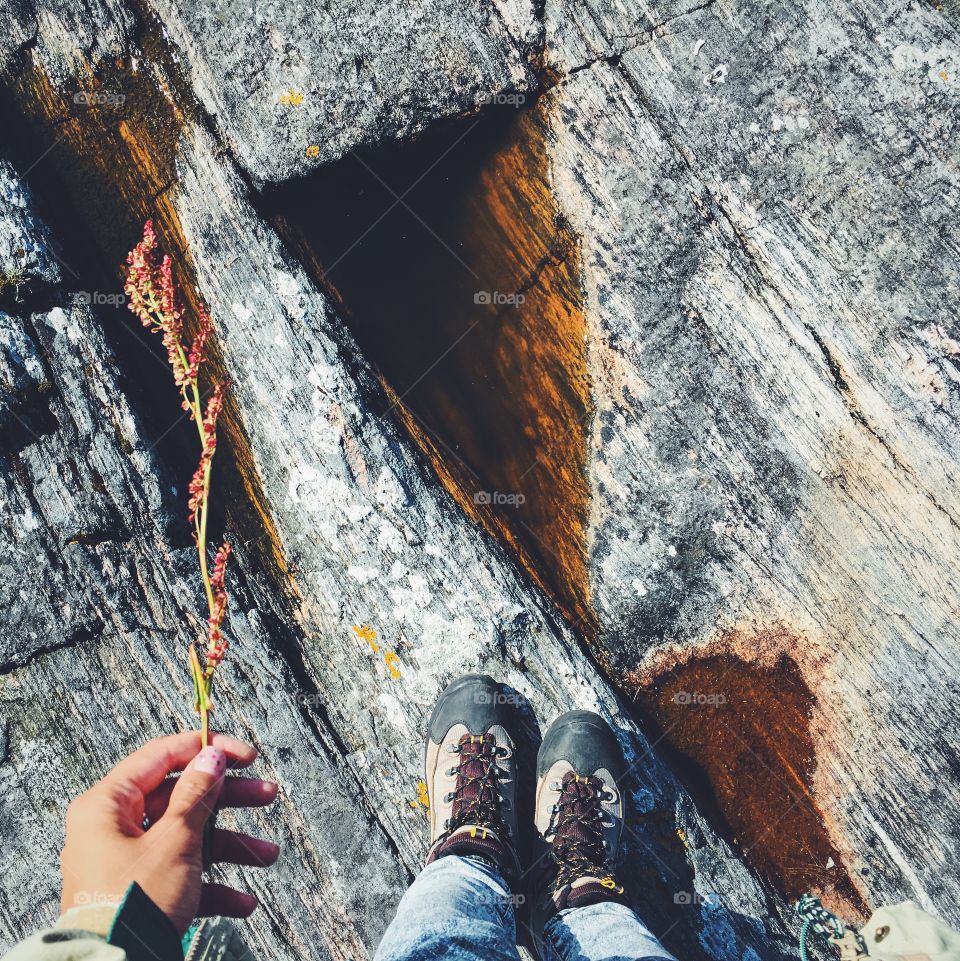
[192,746,226,777]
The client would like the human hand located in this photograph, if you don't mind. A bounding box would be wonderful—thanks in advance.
[60,732,280,935]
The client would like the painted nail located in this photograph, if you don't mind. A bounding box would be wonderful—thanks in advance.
[191,746,227,777]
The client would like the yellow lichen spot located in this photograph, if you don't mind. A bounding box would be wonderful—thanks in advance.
[279,89,305,106]
[384,650,402,679]
[939,70,949,82]
[409,780,430,814]
[352,624,380,653]
[676,828,688,849]
[353,625,402,677]
[305,145,320,158]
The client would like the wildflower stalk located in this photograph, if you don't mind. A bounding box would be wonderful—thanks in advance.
[124,221,232,747]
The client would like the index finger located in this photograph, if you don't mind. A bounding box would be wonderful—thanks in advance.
[104,732,258,795]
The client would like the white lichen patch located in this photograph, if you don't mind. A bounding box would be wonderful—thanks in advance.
[377,520,406,555]
[388,572,433,623]
[771,112,811,133]
[704,63,728,85]
[891,43,960,84]
[347,564,379,585]
[231,302,253,322]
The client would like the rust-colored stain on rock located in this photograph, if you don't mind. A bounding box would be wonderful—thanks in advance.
[633,645,867,917]
[265,101,594,638]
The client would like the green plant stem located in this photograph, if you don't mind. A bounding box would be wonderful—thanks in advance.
[138,268,222,749]
[172,340,216,617]
[170,336,217,740]
[198,460,214,619]
[189,643,210,748]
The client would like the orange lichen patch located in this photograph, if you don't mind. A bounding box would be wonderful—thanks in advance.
[265,101,593,637]
[409,780,430,813]
[3,42,290,591]
[353,624,380,652]
[279,90,305,106]
[352,625,402,678]
[631,637,868,919]
[383,650,402,679]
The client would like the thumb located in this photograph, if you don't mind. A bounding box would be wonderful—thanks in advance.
[164,746,227,836]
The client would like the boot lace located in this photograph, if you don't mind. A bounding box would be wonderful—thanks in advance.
[546,772,619,890]
[444,733,510,838]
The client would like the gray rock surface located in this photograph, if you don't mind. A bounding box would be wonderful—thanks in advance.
[546,0,960,923]
[0,20,790,961]
[0,0,36,74]
[2,0,960,956]
[149,0,538,184]
[0,160,59,286]
[543,0,710,75]
[161,72,793,961]
[0,0,133,82]
[0,159,409,958]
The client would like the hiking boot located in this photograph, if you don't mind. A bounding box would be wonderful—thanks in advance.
[424,674,521,882]
[531,710,627,944]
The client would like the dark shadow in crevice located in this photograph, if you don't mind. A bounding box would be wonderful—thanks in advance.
[258,100,594,638]
[0,56,203,550]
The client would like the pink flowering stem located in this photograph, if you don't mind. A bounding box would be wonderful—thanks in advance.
[124,220,232,748]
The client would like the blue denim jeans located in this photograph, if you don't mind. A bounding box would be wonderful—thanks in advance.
[374,855,677,961]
